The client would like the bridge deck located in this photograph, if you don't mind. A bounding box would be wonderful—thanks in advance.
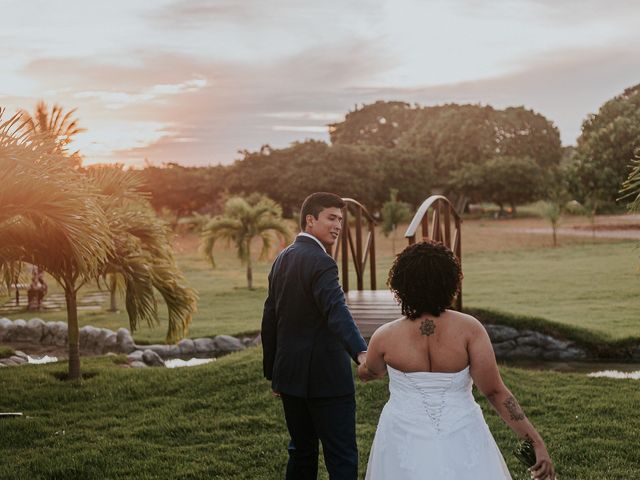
[345,290,403,339]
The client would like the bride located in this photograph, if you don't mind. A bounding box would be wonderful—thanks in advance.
[358,241,555,480]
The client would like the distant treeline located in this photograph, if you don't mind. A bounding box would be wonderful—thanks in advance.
[137,86,640,219]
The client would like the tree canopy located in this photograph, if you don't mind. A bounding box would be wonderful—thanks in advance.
[569,83,640,208]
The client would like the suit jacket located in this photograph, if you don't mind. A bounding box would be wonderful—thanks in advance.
[261,235,368,398]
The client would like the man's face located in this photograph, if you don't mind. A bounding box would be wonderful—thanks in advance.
[305,207,343,247]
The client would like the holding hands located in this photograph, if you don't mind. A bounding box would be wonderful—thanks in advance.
[356,352,385,382]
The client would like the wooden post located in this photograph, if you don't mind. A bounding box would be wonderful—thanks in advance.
[341,207,349,293]
[355,207,363,291]
[369,219,376,290]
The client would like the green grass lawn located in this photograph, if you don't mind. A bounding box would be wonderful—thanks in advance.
[0,347,637,480]
[2,237,638,343]
[462,241,640,340]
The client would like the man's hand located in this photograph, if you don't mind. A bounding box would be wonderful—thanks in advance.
[357,351,367,366]
[357,361,384,382]
[271,390,281,398]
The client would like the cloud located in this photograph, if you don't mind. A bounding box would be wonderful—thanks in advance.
[338,44,640,144]
[74,78,207,109]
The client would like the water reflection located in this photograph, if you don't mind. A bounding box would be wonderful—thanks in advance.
[165,358,216,368]
[27,355,58,364]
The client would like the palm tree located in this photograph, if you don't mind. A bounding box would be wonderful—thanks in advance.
[0,110,113,379]
[21,101,85,167]
[1,110,197,378]
[88,165,198,342]
[201,196,291,289]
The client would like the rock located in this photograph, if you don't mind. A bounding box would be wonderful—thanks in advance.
[553,347,588,360]
[142,349,165,367]
[0,358,18,366]
[102,332,118,353]
[130,361,147,368]
[44,322,68,347]
[249,334,262,347]
[12,319,43,343]
[212,335,245,353]
[80,326,103,352]
[0,362,6,367]
[116,328,136,354]
[127,350,144,362]
[509,345,544,358]
[484,325,519,343]
[13,351,28,361]
[143,344,180,358]
[492,340,517,357]
[9,355,27,365]
[26,318,46,342]
[0,318,14,342]
[540,337,572,351]
[194,338,217,354]
[178,339,195,355]
[515,331,549,347]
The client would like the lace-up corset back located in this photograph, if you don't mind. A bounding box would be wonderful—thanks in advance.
[386,365,481,434]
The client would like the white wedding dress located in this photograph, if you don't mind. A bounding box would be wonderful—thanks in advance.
[365,365,512,479]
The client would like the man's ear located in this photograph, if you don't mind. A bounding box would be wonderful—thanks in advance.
[305,213,315,228]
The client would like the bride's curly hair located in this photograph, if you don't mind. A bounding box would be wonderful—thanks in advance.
[387,241,462,319]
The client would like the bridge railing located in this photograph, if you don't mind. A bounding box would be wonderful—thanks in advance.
[404,195,463,310]
[332,198,376,293]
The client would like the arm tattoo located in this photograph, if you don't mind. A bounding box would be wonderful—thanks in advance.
[420,318,436,336]
[504,396,525,421]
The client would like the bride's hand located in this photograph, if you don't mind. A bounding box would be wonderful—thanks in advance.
[357,362,378,382]
[529,446,555,480]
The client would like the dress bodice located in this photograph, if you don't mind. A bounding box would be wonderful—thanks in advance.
[386,365,483,435]
[365,365,512,479]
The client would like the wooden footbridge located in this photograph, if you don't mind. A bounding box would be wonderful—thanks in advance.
[334,196,462,338]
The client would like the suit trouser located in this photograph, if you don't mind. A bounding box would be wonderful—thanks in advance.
[281,393,358,480]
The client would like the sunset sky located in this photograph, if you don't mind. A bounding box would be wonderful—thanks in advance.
[2,0,639,167]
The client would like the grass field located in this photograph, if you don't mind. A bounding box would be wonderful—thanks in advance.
[1,216,638,343]
[0,347,638,480]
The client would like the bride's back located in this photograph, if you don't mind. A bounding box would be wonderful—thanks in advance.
[378,309,475,374]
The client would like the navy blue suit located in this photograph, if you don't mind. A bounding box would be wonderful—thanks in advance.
[262,235,368,479]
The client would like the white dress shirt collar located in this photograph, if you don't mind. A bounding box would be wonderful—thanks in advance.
[297,232,326,252]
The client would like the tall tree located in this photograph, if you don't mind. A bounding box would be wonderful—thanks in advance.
[329,101,416,148]
[1,110,196,379]
[449,156,547,214]
[569,83,640,208]
[201,196,291,289]
[0,110,112,379]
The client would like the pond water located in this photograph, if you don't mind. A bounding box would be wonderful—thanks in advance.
[26,355,58,364]
[165,358,216,368]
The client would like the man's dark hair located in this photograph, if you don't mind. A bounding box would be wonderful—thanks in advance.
[299,192,345,230]
[387,241,462,319]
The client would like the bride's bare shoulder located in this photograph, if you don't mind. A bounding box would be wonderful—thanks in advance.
[371,317,408,338]
[444,310,485,332]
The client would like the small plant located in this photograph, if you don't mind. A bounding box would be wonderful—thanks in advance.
[0,346,16,359]
[381,189,412,254]
[514,438,536,468]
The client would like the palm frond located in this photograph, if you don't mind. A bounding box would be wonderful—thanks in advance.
[619,155,640,212]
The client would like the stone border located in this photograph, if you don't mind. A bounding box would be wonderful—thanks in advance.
[485,324,589,360]
[0,318,261,368]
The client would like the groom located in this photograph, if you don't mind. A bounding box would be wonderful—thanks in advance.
[262,192,369,480]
